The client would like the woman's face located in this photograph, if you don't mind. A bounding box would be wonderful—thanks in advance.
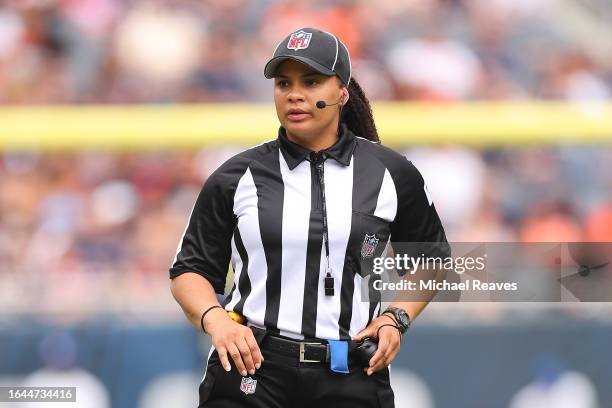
[273,59,345,141]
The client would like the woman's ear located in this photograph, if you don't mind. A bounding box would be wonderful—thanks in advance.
[341,87,349,105]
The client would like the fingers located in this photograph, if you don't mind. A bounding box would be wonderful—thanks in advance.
[245,332,264,369]
[228,342,248,377]
[351,320,378,341]
[351,326,374,341]
[214,325,264,377]
[237,337,256,375]
[237,328,265,374]
[366,326,401,376]
[366,335,389,375]
[216,346,232,372]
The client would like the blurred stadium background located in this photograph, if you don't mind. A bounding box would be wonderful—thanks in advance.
[1,0,611,407]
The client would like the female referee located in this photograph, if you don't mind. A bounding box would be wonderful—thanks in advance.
[169,27,449,408]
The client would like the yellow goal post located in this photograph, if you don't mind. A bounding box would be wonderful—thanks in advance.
[1,102,611,151]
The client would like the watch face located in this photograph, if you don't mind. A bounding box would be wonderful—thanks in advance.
[399,311,409,326]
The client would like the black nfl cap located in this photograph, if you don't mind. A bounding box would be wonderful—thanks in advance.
[264,27,351,85]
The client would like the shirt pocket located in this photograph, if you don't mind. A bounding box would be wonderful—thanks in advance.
[350,211,391,278]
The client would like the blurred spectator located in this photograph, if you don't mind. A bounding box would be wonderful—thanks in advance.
[584,203,612,241]
[112,2,205,101]
[389,368,434,408]
[509,354,599,408]
[0,6,24,61]
[260,0,362,57]
[455,198,517,241]
[404,147,486,237]
[539,50,610,101]
[21,330,111,408]
[519,201,583,242]
[385,29,482,101]
[187,28,248,102]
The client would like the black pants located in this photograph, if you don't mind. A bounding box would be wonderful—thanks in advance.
[198,331,395,407]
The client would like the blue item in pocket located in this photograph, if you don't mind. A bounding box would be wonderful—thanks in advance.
[327,339,349,374]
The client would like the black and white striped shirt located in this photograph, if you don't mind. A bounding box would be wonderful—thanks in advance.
[170,123,448,340]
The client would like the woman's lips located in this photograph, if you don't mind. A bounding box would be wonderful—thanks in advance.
[287,112,311,121]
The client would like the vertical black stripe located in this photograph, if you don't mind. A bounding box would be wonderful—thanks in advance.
[232,227,251,315]
[338,148,386,339]
[368,279,381,325]
[221,283,235,307]
[250,152,284,333]
[301,163,324,338]
[352,158,385,215]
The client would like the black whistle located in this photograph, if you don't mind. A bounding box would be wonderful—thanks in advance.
[324,275,334,296]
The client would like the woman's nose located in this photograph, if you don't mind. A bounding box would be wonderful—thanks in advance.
[287,86,305,102]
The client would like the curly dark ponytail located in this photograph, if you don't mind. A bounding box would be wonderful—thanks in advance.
[340,77,380,143]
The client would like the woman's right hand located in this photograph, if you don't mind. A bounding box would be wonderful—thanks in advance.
[202,309,264,377]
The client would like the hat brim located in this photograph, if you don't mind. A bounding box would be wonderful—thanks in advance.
[264,56,336,79]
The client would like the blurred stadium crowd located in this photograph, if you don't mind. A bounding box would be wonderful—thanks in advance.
[1,146,611,319]
[0,0,611,320]
[0,0,611,103]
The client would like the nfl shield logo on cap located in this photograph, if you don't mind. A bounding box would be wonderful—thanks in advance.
[240,377,257,395]
[287,30,312,50]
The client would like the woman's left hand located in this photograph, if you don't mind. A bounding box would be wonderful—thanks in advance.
[351,314,402,376]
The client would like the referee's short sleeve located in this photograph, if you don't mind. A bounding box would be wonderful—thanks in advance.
[169,169,237,294]
[390,158,451,259]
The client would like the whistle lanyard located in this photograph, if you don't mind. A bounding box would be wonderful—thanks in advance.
[313,155,334,296]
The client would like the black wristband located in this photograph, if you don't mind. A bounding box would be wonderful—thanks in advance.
[376,323,402,339]
[383,307,411,334]
[381,311,399,325]
[200,305,223,333]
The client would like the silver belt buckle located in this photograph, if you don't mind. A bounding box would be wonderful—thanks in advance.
[299,342,324,363]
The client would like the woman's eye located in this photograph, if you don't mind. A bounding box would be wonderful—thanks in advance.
[277,80,289,87]
[305,79,318,86]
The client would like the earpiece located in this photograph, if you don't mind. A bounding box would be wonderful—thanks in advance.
[316,88,349,109]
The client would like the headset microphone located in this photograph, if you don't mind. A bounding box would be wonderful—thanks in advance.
[316,100,342,109]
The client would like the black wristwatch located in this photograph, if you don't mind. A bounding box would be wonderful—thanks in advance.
[383,307,411,334]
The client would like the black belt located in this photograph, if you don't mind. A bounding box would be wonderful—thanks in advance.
[250,326,378,368]
[250,326,333,363]
[265,334,330,363]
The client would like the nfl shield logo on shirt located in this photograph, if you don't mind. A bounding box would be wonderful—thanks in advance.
[361,234,379,259]
[240,376,257,395]
[287,30,312,50]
